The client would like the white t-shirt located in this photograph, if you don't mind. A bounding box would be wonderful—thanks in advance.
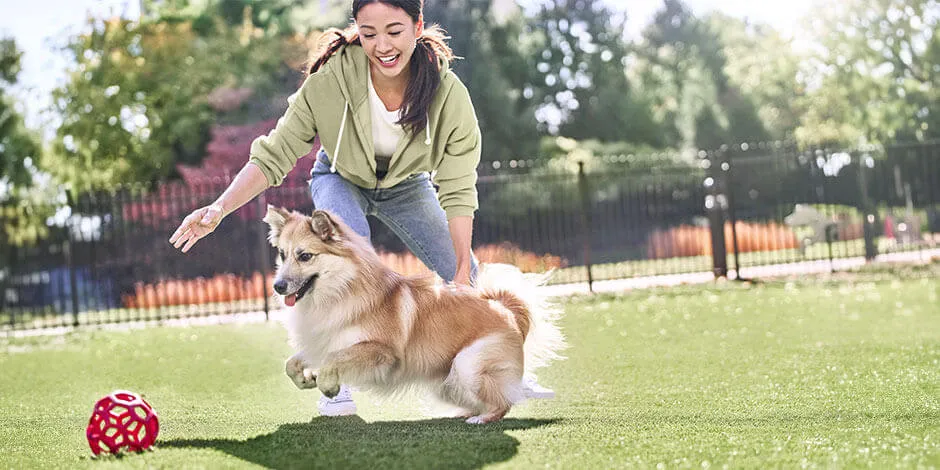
[368,72,406,159]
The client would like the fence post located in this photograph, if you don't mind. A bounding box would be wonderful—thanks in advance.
[1,241,13,328]
[577,161,594,293]
[704,152,728,278]
[256,195,271,321]
[721,148,745,279]
[65,190,81,327]
[857,152,879,261]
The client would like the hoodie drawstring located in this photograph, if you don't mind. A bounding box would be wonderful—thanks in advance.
[331,101,350,173]
[425,113,432,146]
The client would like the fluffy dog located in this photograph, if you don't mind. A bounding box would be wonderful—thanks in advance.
[262,206,566,424]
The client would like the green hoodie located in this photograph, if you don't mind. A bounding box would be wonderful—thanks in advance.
[249,44,481,220]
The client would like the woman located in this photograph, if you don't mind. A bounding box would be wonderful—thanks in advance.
[170,0,554,417]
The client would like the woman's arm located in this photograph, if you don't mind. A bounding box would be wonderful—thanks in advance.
[434,78,481,286]
[170,74,320,253]
[169,162,269,253]
[448,215,474,285]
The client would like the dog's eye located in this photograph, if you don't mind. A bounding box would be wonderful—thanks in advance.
[278,250,285,261]
[298,252,314,262]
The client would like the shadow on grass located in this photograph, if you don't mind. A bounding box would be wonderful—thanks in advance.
[163,416,560,469]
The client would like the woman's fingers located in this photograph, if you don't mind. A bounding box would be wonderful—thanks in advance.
[170,211,204,250]
[169,221,189,245]
[172,227,192,250]
[169,205,224,253]
[181,231,202,253]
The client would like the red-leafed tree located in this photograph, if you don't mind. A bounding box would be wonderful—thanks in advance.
[175,119,319,188]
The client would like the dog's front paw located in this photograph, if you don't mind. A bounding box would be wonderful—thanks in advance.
[286,356,317,389]
[317,366,341,398]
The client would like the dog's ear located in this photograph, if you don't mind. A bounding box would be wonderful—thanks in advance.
[310,210,341,242]
[262,205,291,245]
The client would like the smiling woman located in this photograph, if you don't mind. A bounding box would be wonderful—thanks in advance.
[168,0,557,418]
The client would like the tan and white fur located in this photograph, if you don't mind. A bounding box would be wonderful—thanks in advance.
[263,206,566,424]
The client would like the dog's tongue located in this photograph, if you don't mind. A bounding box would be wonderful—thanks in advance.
[284,294,297,307]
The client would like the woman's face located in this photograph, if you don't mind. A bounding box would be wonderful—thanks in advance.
[355,2,423,83]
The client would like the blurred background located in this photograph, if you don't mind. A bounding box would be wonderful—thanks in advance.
[0,0,938,329]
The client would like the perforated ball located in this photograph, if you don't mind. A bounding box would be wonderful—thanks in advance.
[85,390,159,455]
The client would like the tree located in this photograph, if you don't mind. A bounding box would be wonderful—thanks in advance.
[0,38,57,247]
[705,13,803,142]
[796,0,939,145]
[142,0,348,35]
[46,13,283,192]
[0,39,38,192]
[522,0,661,146]
[424,0,541,160]
[630,0,770,151]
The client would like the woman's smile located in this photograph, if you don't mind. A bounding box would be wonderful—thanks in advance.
[377,53,401,68]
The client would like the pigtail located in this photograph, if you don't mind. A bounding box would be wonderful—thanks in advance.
[308,26,361,75]
[398,24,455,134]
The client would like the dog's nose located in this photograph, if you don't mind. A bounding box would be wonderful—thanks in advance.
[273,279,288,295]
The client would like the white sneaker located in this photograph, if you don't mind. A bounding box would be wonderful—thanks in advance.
[522,376,556,399]
[317,384,357,416]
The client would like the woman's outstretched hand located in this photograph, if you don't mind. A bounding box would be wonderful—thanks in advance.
[169,204,225,253]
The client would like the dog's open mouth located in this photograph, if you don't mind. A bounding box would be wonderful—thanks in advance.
[284,274,318,307]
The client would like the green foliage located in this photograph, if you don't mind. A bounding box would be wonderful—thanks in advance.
[796,0,939,146]
[0,39,38,191]
[538,136,687,173]
[521,0,661,146]
[47,15,283,192]
[480,135,693,217]
[705,13,803,142]
[142,0,346,35]
[425,0,541,160]
[0,38,58,247]
[631,0,772,151]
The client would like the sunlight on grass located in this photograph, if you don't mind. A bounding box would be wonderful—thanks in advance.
[0,265,937,468]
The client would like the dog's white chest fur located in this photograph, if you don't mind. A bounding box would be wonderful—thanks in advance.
[285,305,369,366]
[325,326,369,353]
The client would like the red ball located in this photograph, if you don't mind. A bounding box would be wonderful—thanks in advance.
[85,390,159,455]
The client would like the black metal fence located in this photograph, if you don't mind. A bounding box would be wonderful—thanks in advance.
[2,141,939,330]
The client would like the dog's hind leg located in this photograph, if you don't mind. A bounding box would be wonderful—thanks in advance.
[465,363,523,424]
[317,341,398,398]
[442,335,525,424]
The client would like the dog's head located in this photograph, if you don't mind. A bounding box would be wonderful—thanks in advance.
[262,205,366,307]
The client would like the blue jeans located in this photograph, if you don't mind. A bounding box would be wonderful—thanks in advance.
[309,149,477,283]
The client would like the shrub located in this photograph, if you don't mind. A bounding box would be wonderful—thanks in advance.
[122,272,268,308]
[647,222,799,259]
[377,243,566,276]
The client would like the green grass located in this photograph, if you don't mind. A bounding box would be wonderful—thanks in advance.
[1,265,938,468]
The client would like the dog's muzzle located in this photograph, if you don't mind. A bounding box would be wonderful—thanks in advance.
[277,274,318,307]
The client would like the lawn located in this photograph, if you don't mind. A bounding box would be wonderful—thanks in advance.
[1,264,937,469]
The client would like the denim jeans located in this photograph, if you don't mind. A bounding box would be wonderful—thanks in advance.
[309,149,477,283]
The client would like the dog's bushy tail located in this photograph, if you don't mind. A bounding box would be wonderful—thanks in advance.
[477,263,567,374]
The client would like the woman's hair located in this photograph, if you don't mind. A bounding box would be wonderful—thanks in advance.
[308,0,455,134]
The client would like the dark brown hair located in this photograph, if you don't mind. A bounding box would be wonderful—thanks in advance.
[308,0,455,134]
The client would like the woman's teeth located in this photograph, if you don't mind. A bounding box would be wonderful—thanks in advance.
[379,55,399,64]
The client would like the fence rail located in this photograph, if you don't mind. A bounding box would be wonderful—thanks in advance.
[2,141,939,331]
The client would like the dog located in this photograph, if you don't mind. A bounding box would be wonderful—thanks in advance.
[262,206,566,424]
